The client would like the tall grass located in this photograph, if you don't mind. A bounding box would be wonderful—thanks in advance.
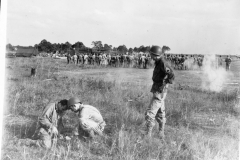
[2,57,239,160]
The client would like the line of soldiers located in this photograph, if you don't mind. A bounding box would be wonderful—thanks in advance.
[67,53,152,69]
[165,54,233,71]
[67,53,209,70]
[165,55,204,70]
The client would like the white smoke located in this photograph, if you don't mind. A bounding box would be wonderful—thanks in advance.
[201,54,228,92]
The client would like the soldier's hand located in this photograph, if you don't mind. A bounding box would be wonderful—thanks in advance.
[52,126,58,136]
[59,134,64,140]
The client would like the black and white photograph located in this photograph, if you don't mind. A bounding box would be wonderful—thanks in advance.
[1,0,240,159]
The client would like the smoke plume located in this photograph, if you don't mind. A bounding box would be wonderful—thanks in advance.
[201,54,228,92]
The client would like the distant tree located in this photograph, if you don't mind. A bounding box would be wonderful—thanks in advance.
[72,41,85,50]
[61,42,72,53]
[139,45,148,53]
[133,47,139,52]
[38,39,53,52]
[128,48,133,53]
[145,46,151,52]
[103,44,112,51]
[52,43,58,52]
[117,45,128,54]
[162,45,170,53]
[6,43,15,51]
[92,41,103,50]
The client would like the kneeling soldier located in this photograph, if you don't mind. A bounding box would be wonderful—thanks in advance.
[68,97,106,139]
[35,99,70,148]
[19,99,70,148]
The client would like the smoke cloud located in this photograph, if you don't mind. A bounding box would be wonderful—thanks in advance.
[201,54,229,92]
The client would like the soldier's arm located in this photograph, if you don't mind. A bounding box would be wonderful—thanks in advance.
[38,105,54,131]
[72,123,80,136]
[57,116,65,133]
[163,61,175,84]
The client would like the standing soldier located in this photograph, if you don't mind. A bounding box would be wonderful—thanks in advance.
[84,53,88,65]
[73,54,77,65]
[102,53,107,66]
[144,46,175,139]
[99,54,102,65]
[92,54,96,65]
[68,97,106,140]
[67,54,71,64]
[129,54,134,68]
[225,55,232,71]
[88,54,93,65]
[77,54,80,64]
[141,54,146,69]
[219,55,222,66]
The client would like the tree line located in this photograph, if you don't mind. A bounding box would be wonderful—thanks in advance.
[6,39,171,54]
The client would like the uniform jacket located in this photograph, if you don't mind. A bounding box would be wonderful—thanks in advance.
[151,56,175,93]
[37,103,64,134]
[73,105,105,135]
[78,105,104,124]
[225,58,232,65]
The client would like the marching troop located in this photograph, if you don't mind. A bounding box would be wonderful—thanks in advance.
[65,52,231,71]
[67,52,152,69]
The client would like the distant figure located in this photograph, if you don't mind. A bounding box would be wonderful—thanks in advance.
[77,54,80,64]
[225,55,232,71]
[84,54,88,65]
[197,56,203,69]
[92,54,96,65]
[67,54,71,64]
[73,54,77,65]
[219,55,223,66]
[31,68,37,77]
[141,54,146,69]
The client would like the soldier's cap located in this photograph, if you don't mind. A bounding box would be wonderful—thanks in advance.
[68,97,81,107]
[149,45,163,56]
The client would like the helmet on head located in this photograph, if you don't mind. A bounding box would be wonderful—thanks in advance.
[68,97,81,107]
[149,46,162,56]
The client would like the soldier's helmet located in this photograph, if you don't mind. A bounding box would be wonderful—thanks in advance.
[68,97,81,107]
[149,46,162,56]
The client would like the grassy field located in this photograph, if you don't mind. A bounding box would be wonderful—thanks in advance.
[2,57,240,160]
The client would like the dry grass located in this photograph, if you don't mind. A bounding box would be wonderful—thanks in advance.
[2,57,240,160]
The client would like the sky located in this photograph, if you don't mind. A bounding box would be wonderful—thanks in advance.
[6,0,240,55]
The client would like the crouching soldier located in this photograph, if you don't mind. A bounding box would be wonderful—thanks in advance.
[19,99,70,148]
[144,45,175,139]
[68,97,106,140]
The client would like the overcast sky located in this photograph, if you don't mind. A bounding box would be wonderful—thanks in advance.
[6,0,240,54]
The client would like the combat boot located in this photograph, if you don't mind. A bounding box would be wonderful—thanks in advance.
[144,124,153,138]
[158,122,165,139]
[158,130,165,139]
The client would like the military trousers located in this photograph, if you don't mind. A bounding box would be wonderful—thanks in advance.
[36,128,57,149]
[145,89,167,133]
